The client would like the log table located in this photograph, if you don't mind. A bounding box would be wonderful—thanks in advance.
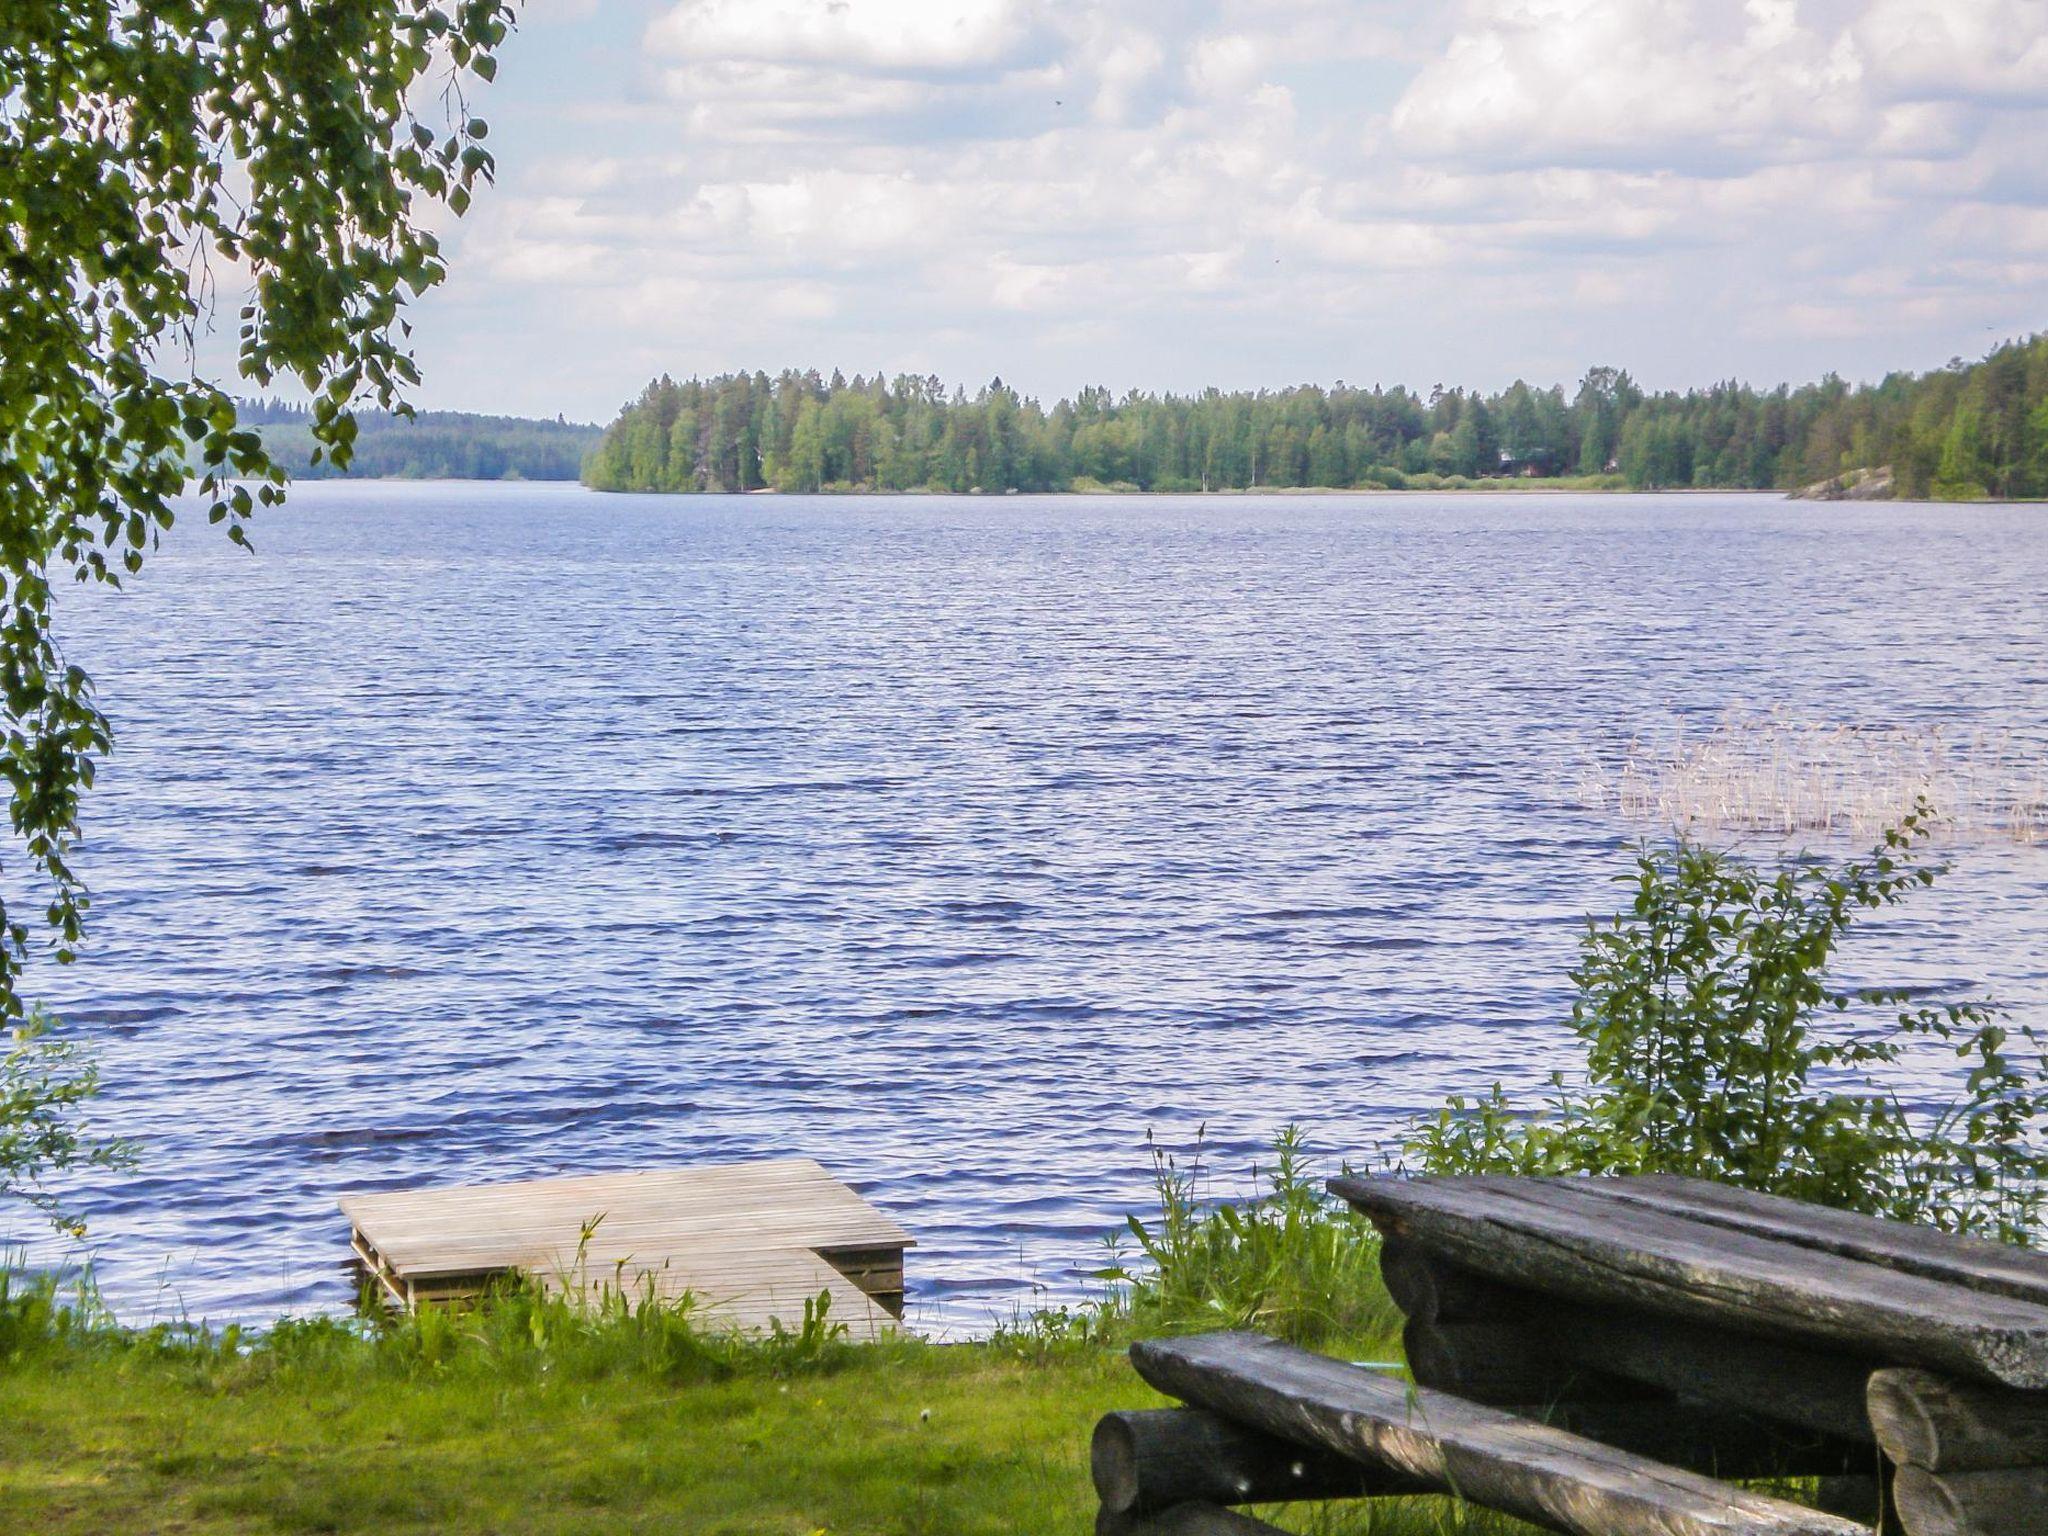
[1092,1175,2048,1536]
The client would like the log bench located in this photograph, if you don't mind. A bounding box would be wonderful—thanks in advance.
[1091,1175,2048,1536]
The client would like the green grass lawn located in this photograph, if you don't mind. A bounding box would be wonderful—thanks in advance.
[0,1266,1577,1536]
[0,1325,1552,1536]
[1,1332,1148,1535]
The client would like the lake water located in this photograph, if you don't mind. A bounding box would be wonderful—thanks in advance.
[18,481,2048,1330]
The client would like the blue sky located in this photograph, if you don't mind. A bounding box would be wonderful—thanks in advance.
[382,0,2048,422]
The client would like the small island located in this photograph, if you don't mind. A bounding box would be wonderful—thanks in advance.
[582,338,2047,502]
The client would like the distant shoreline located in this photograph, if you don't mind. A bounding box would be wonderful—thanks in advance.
[582,480,1781,498]
[291,478,2046,504]
[298,476,1777,495]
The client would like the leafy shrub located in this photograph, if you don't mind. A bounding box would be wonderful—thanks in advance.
[1408,802,2048,1241]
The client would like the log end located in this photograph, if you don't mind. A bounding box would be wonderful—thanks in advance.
[1892,1466,1963,1536]
[1866,1369,1941,1471]
[1091,1413,1143,1513]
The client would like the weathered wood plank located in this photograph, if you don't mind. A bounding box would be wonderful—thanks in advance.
[1892,1465,2048,1536]
[1091,1408,1406,1513]
[1131,1331,1869,1536]
[1577,1177,2048,1308]
[1332,1175,2048,1389]
[1867,1368,2048,1473]
[341,1158,912,1277]
[1536,1305,1880,1446]
[1095,1396,1869,1517]
[1375,1247,1878,1443]
[1403,1319,1877,1481]
[1554,1406,1866,1483]
[532,1246,896,1338]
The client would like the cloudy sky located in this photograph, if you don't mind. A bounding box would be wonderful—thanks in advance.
[399,0,2048,421]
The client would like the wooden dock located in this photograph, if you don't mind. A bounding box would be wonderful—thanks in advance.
[341,1157,912,1339]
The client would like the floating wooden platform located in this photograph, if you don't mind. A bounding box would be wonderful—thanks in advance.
[341,1157,912,1339]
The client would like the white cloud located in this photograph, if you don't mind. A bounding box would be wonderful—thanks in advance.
[1856,0,2048,103]
[1089,29,1164,124]
[647,0,1038,74]
[1185,32,1268,97]
[709,170,930,255]
[656,61,932,134]
[1387,0,2048,175]
[1388,0,1872,171]
[406,0,2048,418]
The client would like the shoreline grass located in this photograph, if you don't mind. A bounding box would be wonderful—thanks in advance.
[0,1268,1547,1536]
[0,1133,1554,1536]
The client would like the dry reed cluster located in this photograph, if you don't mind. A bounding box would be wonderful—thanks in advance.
[1573,715,2047,844]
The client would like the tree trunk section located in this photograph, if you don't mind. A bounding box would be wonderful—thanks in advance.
[1091,1408,1404,1514]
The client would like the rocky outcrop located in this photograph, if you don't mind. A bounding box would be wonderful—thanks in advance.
[1789,465,1894,501]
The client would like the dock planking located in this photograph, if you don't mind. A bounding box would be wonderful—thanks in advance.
[341,1157,912,1339]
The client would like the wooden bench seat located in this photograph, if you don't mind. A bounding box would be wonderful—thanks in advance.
[1095,1175,2048,1536]
[1114,1331,1866,1536]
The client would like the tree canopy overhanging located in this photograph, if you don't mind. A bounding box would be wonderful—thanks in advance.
[0,1,510,1027]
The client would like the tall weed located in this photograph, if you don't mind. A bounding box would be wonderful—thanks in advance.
[1098,1125,1399,1350]
[0,1266,115,1364]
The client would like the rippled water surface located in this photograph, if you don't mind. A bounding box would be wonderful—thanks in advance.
[21,482,2048,1328]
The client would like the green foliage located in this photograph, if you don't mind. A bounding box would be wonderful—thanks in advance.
[586,338,2048,499]
[1,1009,129,1235]
[1098,1126,1400,1350]
[1410,803,2048,1242]
[0,1,509,1026]
[1932,400,1992,500]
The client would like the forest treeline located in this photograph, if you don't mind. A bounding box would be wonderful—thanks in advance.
[582,335,2048,499]
[240,401,602,481]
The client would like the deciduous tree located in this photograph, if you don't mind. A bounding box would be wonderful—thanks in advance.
[1,0,510,1220]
